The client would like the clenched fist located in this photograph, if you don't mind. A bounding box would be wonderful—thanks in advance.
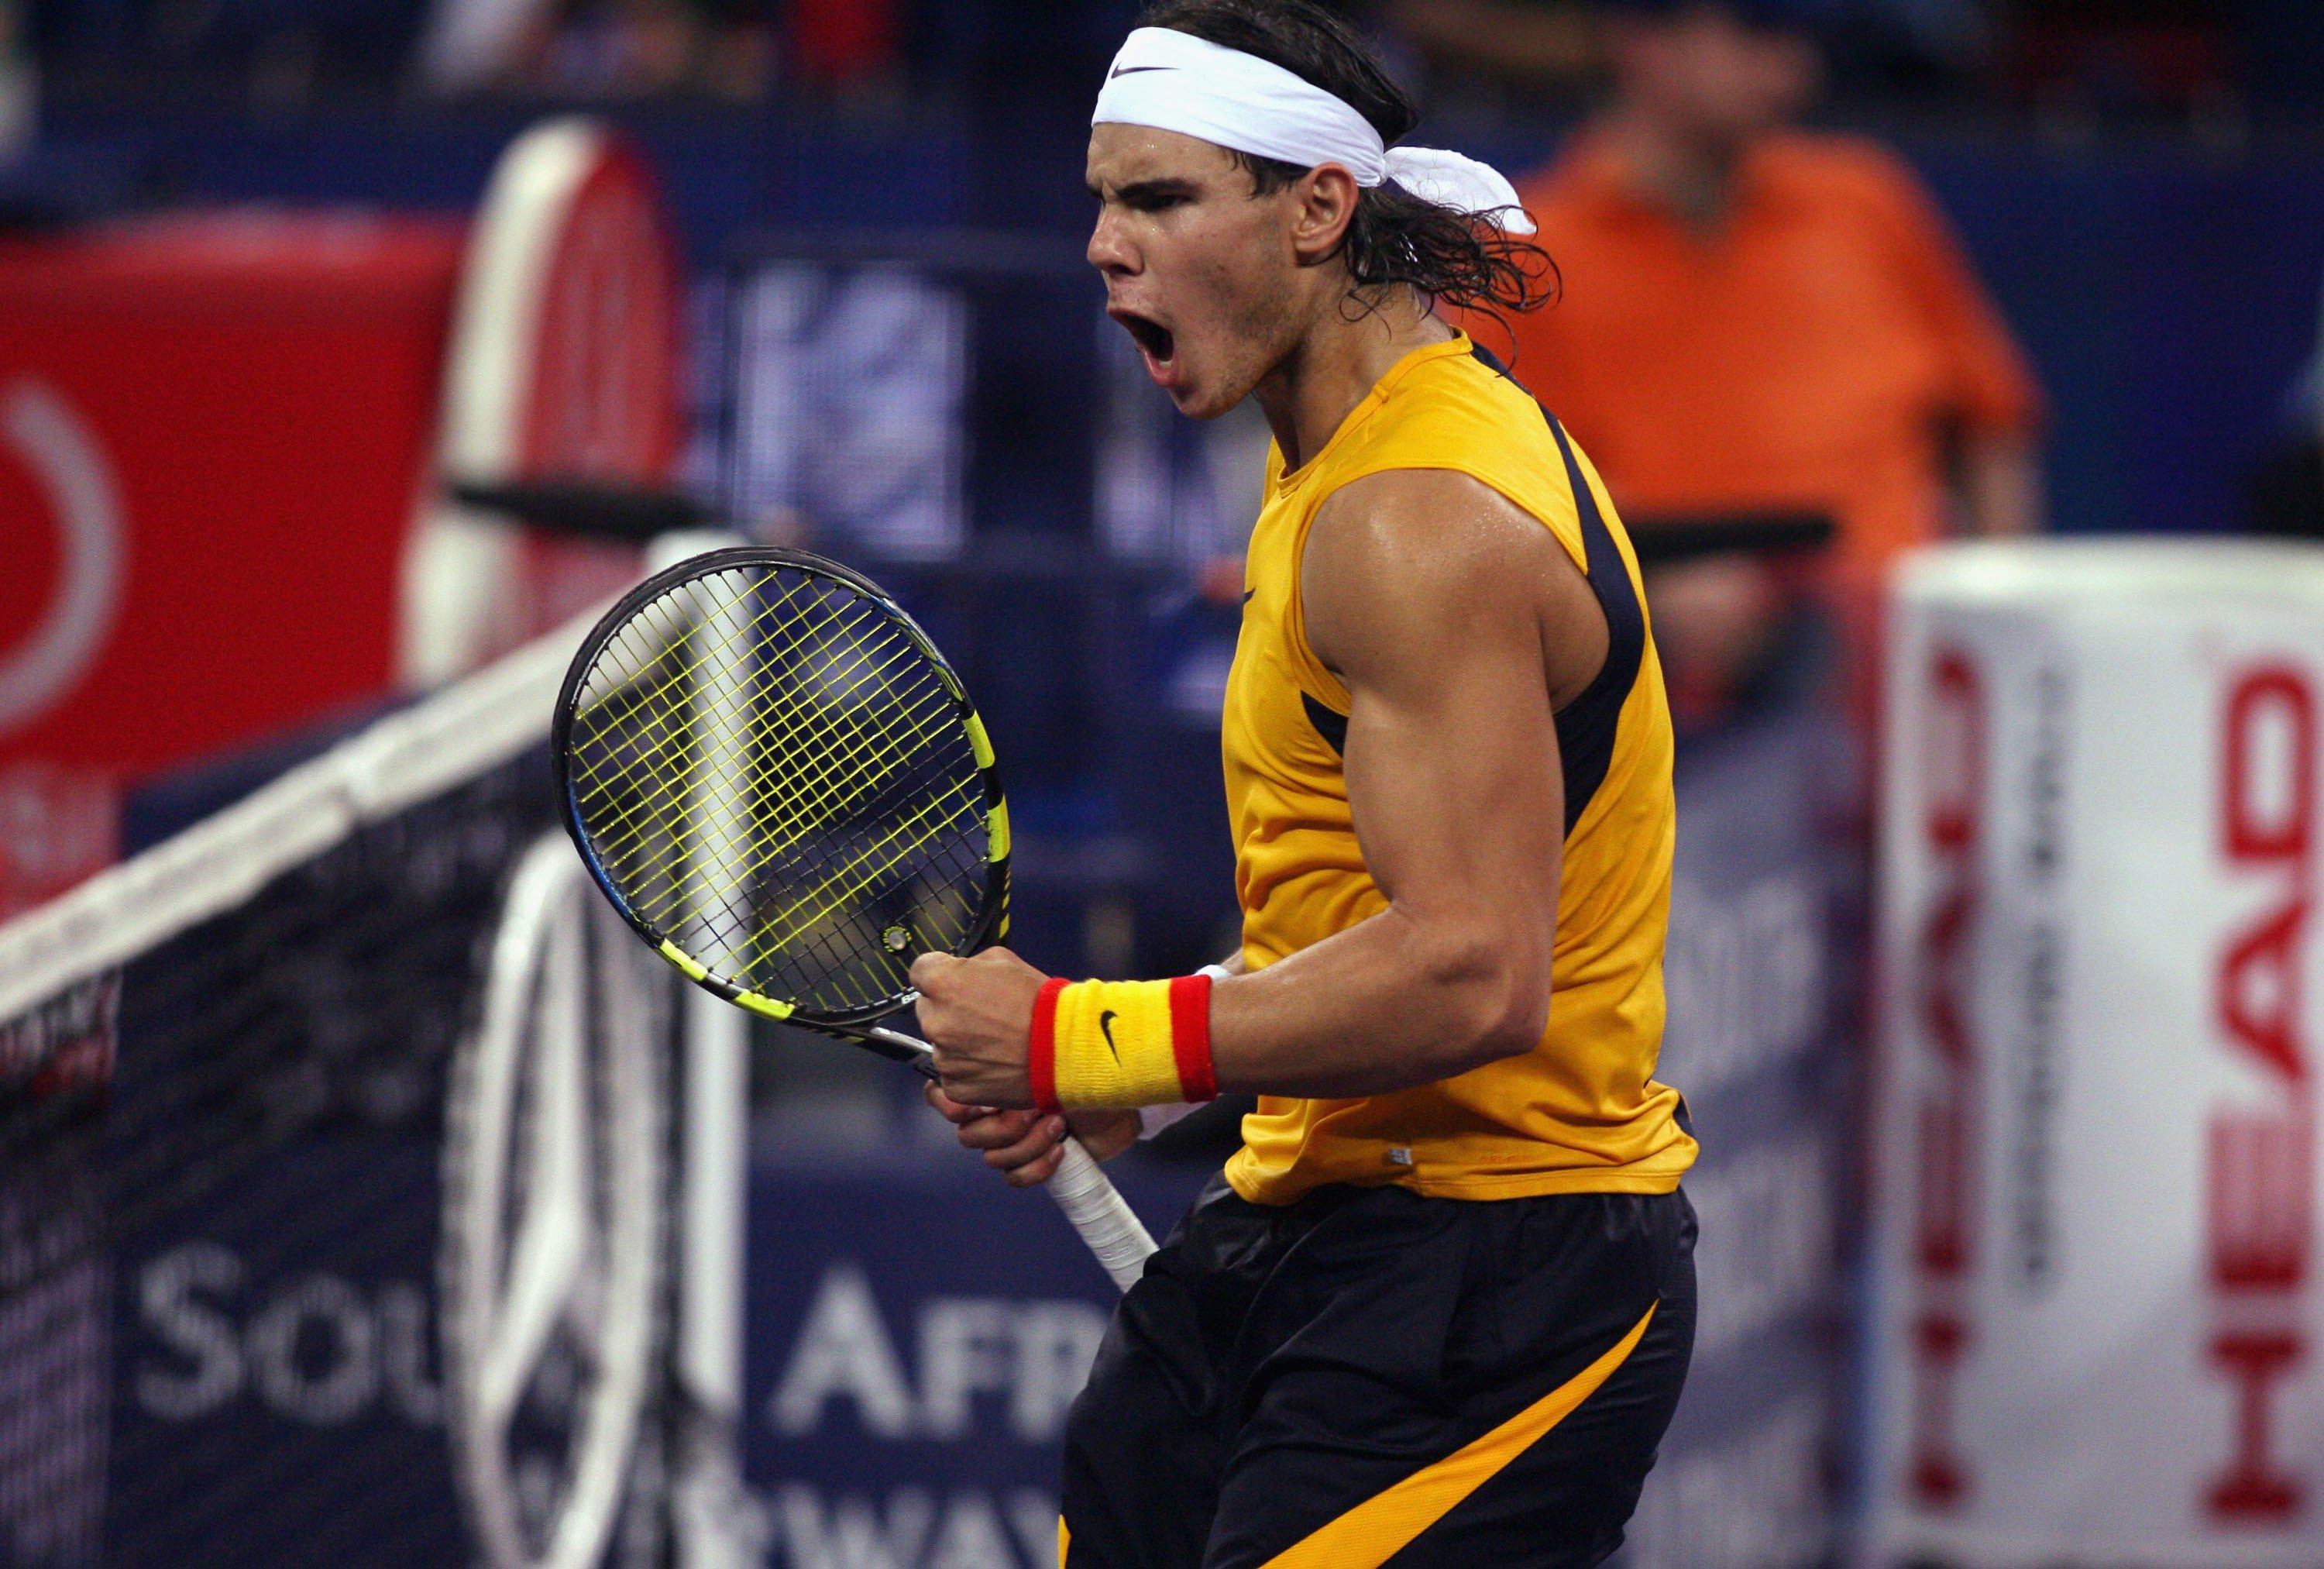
[922,1082,1140,1186]
[909,946,1048,1107]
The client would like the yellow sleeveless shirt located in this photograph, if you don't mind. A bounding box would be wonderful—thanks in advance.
[1219,333,1697,1205]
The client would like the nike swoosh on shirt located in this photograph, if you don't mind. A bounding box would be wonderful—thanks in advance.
[1109,64,1172,77]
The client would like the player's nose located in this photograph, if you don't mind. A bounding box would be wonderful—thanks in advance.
[1086,208,1137,277]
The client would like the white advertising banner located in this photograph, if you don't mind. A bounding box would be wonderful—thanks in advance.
[1867,540,2324,1568]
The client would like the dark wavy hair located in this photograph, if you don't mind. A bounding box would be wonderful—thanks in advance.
[1136,0,1556,322]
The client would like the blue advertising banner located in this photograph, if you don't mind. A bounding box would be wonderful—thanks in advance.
[1620,700,1862,1569]
[0,1119,108,1569]
[742,1155,1209,1569]
[105,1140,459,1569]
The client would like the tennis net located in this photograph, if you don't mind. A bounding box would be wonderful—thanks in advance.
[0,615,687,1569]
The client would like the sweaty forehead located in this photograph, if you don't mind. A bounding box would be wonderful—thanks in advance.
[1085,123,1244,191]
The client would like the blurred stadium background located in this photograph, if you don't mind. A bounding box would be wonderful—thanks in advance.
[2,2,2323,1567]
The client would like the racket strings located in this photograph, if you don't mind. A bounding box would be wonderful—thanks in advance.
[578,648,966,1010]
[569,575,835,841]
[566,563,990,1015]
[576,572,950,969]
[572,576,903,864]
[576,576,955,865]
[582,584,969,936]
[732,779,981,975]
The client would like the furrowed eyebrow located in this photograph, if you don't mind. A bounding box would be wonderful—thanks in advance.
[1092,178,1201,204]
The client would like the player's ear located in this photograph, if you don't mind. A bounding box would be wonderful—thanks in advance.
[1290,163,1361,265]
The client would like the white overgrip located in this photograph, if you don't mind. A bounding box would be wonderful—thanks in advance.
[1047,1137,1158,1293]
[852,1020,1157,1291]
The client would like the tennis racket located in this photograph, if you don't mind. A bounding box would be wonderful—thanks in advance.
[552,545,1157,1292]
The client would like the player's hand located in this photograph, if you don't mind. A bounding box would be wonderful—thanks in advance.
[923,1083,1140,1186]
[912,946,1048,1106]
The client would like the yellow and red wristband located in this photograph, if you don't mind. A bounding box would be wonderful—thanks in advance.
[1028,975,1217,1114]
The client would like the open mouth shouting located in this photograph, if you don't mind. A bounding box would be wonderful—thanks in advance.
[1109,307,1179,389]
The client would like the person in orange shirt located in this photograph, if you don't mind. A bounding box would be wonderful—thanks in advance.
[1468,0,2044,711]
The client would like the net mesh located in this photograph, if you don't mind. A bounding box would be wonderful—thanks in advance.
[0,648,678,1568]
[564,560,992,1018]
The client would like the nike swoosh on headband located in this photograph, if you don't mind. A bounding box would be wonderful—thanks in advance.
[1093,26,1536,232]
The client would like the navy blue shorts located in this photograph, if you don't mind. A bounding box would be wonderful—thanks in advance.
[1060,1175,1696,1569]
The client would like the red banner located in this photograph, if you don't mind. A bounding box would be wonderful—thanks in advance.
[0,212,466,914]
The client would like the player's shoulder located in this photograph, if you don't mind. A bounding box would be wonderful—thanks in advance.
[1318,356,1586,571]
[1308,463,1566,626]
[1303,459,1597,697]
[1339,342,1586,538]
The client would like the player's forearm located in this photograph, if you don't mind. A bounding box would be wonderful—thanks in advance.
[1208,903,1549,1099]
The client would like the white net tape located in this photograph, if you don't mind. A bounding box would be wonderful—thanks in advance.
[0,610,594,1027]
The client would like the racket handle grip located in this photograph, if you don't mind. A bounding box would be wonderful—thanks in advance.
[1047,1137,1158,1293]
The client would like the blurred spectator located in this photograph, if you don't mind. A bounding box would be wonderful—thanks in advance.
[2236,0,2324,126]
[789,0,895,87]
[30,0,435,102]
[417,0,775,99]
[1387,0,1598,92]
[1468,0,2044,723]
[1385,0,1996,107]
[416,0,535,92]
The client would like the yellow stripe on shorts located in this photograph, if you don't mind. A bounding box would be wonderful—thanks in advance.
[1258,1302,1659,1569]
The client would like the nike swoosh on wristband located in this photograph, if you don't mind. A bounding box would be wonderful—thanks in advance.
[1098,1010,1122,1061]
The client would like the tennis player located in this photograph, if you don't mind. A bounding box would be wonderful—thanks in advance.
[915,3,1697,1564]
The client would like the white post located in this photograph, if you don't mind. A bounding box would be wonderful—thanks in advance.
[646,529,764,1567]
[675,983,757,1568]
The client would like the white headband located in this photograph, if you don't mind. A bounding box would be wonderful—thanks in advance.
[1092,27,1536,236]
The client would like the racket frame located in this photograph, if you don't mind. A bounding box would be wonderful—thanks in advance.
[553,545,1158,1295]
[552,545,1012,1035]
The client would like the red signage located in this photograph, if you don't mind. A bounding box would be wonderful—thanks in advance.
[0,124,689,920]
[1909,645,1984,1509]
[2206,662,2315,1525]
[0,212,466,916]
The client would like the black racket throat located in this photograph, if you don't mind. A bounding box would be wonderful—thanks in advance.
[812,1013,943,1079]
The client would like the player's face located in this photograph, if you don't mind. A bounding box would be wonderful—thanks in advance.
[1086,123,1307,421]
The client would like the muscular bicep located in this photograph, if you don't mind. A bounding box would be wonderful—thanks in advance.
[1192,469,1608,1092]
[1304,470,1587,969]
